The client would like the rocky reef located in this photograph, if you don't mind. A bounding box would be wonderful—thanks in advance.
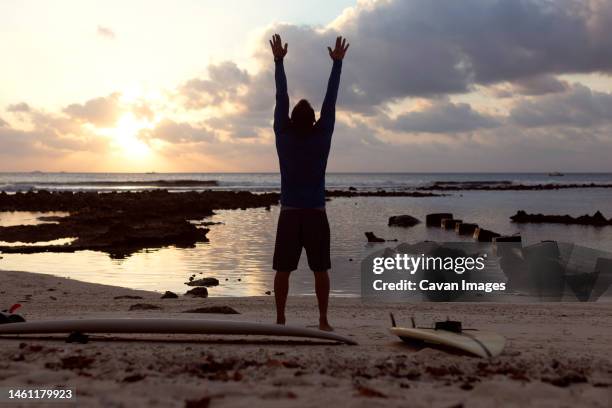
[510,210,611,226]
[326,190,442,198]
[0,190,280,258]
[418,181,612,191]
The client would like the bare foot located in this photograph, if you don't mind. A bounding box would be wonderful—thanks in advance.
[319,321,334,332]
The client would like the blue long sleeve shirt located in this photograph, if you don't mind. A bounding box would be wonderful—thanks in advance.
[274,59,342,208]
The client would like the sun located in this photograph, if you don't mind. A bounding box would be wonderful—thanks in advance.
[105,113,153,158]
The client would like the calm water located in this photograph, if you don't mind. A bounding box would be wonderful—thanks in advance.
[2,172,612,192]
[1,173,612,297]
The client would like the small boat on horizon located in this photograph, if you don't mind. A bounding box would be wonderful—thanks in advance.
[548,172,564,176]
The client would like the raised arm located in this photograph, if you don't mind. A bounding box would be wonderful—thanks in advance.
[270,34,289,132]
[319,36,349,132]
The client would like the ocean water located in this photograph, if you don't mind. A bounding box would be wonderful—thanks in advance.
[1,173,612,297]
[1,172,612,192]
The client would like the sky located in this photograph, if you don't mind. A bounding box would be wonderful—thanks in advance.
[1,0,612,172]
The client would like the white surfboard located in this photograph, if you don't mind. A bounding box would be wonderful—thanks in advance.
[0,318,357,345]
[390,326,505,358]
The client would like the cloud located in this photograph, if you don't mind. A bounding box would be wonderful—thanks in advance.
[180,61,250,109]
[7,102,32,113]
[0,115,108,158]
[4,0,612,171]
[510,84,612,128]
[205,110,270,139]
[139,119,216,144]
[63,93,122,127]
[385,101,500,134]
[240,0,612,112]
[510,75,570,96]
[97,25,116,39]
[169,0,612,139]
[0,117,7,127]
[131,102,155,121]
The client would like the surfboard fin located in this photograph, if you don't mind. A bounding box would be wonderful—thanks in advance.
[390,313,417,328]
[0,304,26,325]
[389,313,397,327]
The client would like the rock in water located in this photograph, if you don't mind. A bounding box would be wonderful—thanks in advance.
[365,232,386,243]
[186,277,219,287]
[441,218,461,230]
[426,213,453,227]
[185,287,208,298]
[473,228,501,242]
[161,291,178,299]
[455,222,479,235]
[388,215,421,227]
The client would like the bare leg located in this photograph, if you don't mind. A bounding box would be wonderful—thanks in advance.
[274,271,290,325]
[314,270,333,331]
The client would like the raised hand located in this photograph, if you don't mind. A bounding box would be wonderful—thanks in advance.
[269,34,288,61]
[327,36,349,61]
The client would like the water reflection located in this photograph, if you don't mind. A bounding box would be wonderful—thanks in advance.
[0,211,69,227]
[0,238,76,247]
[1,190,612,296]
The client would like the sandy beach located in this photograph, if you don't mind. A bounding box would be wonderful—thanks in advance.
[1,269,611,407]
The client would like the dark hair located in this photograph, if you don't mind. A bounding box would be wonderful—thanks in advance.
[291,99,315,132]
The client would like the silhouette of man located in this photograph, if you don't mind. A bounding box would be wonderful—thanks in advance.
[270,33,349,331]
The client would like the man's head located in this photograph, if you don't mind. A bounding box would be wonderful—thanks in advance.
[291,99,315,132]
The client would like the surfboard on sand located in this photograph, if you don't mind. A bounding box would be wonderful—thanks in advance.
[389,314,505,358]
[0,318,357,345]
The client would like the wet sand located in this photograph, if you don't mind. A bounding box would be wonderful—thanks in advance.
[1,269,611,407]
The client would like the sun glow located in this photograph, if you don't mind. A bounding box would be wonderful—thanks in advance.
[103,113,154,158]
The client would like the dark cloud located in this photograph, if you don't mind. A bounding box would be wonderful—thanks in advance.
[180,61,250,109]
[510,74,570,96]
[386,101,500,134]
[63,93,121,127]
[176,0,612,144]
[97,25,116,39]
[510,84,612,128]
[244,0,612,112]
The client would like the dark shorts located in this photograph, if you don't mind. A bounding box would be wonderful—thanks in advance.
[273,209,331,272]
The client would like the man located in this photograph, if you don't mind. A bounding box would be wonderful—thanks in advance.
[269,33,349,331]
